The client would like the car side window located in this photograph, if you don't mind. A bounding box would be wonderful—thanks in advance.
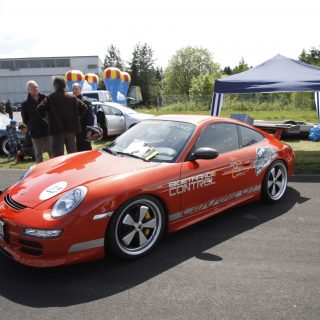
[102,106,113,115]
[238,125,264,147]
[112,107,123,116]
[194,123,239,153]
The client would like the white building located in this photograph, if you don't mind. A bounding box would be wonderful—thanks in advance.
[0,56,103,103]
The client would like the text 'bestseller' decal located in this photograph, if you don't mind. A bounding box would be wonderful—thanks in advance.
[39,181,68,200]
[169,184,261,221]
[169,171,216,196]
[254,147,277,176]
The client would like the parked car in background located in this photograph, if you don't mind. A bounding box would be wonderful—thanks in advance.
[95,102,154,137]
[82,90,112,103]
[0,113,25,155]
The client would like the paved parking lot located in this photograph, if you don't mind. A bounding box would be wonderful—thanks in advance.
[0,171,319,320]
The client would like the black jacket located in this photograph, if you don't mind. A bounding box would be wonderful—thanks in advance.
[37,90,87,135]
[78,95,94,131]
[21,93,49,139]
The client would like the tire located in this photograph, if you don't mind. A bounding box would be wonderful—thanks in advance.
[261,160,288,203]
[97,112,108,139]
[106,195,165,260]
[128,123,136,129]
[0,137,9,155]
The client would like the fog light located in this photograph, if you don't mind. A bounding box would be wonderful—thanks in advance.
[23,228,63,239]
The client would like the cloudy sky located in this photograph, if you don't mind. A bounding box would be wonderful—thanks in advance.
[0,0,319,68]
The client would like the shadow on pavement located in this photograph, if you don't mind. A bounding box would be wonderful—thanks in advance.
[0,186,309,307]
[289,175,320,183]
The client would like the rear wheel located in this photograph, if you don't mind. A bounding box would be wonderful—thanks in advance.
[261,160,288,203]
[106,195,165,259]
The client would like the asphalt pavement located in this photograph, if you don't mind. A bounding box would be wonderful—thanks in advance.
[0,170,319,320]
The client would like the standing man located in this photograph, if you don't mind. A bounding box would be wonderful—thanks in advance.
[21,81,53,163]
[0,101,5,114]
[72,83,94,151]
[37,76,87,157]
[5,99,13,119]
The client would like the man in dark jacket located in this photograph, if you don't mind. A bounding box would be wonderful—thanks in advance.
[37,76,87,157]
[72,83,95,151]
[21,81,53,163]
[5,100,13,119]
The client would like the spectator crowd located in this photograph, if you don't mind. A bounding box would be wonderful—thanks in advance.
[3,76,101,163]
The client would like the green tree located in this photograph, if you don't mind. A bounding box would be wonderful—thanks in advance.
[163,46,220,96]
[103,45,124,70]
[128,43,159,105]
[189,72,221,97]
[299,46,320,67]
[223,66,232,75]
[232,57,249,74]
[155,66,163,82]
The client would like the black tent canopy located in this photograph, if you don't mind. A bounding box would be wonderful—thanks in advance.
[210,54,320,120]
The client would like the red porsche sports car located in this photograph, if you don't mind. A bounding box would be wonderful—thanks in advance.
[0,115,295,267]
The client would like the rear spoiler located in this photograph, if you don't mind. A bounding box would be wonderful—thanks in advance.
[253,122,300,140]
[229,114,300,140]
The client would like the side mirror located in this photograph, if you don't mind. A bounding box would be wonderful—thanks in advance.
[188,147,219,161]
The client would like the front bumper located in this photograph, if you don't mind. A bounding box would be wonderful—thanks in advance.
[0,200,110,268]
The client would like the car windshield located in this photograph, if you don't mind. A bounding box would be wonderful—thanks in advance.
[117,105,137,114]
[106,120,196,162]
[82,93,99,101]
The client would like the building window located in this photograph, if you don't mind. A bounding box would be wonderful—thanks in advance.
[56,59,70,67]
[0,58,70,69]
[43,59,56,68]
[29,60,42,68]
[87,64,98,69]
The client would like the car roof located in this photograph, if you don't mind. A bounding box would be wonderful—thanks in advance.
[153,114,217,125]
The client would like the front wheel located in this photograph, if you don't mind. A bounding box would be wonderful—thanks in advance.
[261,160,288,203]
[106,196,165,259]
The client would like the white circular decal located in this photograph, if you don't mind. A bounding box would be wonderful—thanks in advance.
[39,181,68,201]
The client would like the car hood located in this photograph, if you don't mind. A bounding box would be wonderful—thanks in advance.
[9,149,160,208]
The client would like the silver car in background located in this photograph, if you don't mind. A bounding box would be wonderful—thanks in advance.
[94,102,154,137]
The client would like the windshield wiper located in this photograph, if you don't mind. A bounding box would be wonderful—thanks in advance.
[102,146,115,155]
[116,151,150,162]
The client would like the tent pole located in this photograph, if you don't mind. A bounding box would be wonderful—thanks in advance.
[315,92,320,123]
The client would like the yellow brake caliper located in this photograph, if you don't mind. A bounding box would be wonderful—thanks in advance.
[144,211,151,236]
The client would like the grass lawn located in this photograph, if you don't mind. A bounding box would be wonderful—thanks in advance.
[283,139,320,174]
[137,108,319,124]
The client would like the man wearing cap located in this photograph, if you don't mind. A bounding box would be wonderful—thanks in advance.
[21,80,53,163]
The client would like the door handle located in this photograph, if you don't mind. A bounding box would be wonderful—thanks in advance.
[243,160,251,166]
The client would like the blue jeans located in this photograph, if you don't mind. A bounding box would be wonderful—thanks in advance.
[7,143,17,161]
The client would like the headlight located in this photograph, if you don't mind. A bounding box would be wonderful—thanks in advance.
[23,228,63,239]
[17,165,35,182]
[51,186,88,218]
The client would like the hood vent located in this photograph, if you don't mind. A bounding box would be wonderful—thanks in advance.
[4,194,27,210]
